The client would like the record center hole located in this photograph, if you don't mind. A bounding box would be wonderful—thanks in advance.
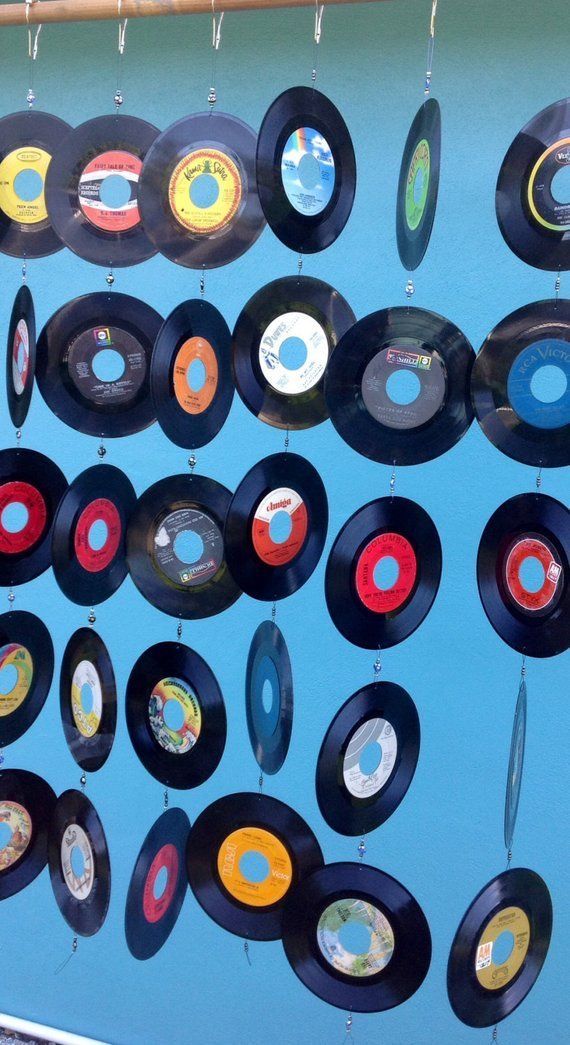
[15,342,27,375]
[189,173,220,209]
[173,529,205,564]
[239,850,270,884]
[98,173,131,209]
[153,865,169,900]
[0,822,14,850]
[297,151,321,190]
[279,336,308,372]
[550,164,570,205]
[14,167,44,203]
[269,510,293,545]
[80,682,94,715]
[261,678,275,714]
[492,930,515,966]
[373,555,400,591]
[338,920,373,956]
[187,358,207,393]
[0,664,18,696]
[413,166,425,204]
[529,364,567,404]
[92,348,125,383]
[163,698,185,731]
[88,519,108,552]
[386,369,421,405]
[359,740,383,776]
[1,501,29,534]
[70,845,85,879]
[518,555,546,593]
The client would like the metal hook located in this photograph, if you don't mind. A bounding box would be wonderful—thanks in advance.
[212,0,224,51]
[314,1,325,45]
[25,1,42,62]
[424,0,438,96]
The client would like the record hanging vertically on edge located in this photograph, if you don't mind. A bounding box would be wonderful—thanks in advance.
[0,612,54,748]
[44,114,159,267]
[0,448,67,587]
[125,807,190,960]
[0,769,57,900]
[151,298,234,449]
[139,111,265,268]
[7,283,36,430]
[396,98,441,271]
[48,789,111,937]
[325,306,474,465]
[245,620,293,776]
[325,496,442,649]
[60,628,117,774]
[256,87,356,253]
[281,861,432,1012]
[504,672,527,852]
[232,276,356,430]
[477,492,570,658]
[447,868,552,1027]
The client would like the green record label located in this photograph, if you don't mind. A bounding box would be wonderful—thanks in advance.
[405,138,430,231]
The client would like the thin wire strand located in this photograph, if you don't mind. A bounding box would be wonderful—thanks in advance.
[208,0,224,108]
[424,0,438,96]
[311,1,325,86]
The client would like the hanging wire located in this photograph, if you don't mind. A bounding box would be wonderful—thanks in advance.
[258,771,264,794]
[311,1,325,86]
[25,1,42,107]
[373,646,382,681]
[389,462,396,498]
[163,788,169,809]
[200,266,206,298]
[424,0,438,96]
[243,940,252,965]
[114,0,128,110]
[342,1010,354,1044]
[208,0,224,109]
[536,465,542,492]
[491,1026,498,1043]
[54,936,78,974]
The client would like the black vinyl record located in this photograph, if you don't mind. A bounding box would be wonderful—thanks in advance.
[0,110,71,258]
[0,448,67,586]
[126,641,226,789]
[59,628,117,773]
[139,111,265,268]
[232,276,355,430]
[325,306,474,465]
[36,292,162,438]
[447,868,552,1027]
[396,98,441,271]
[125,807,190,960]
[224,453,328,601]
[256,87,356,253]
[45,114,159,267]
[0,769,56,900]
[7,284,36,430]
[471,299,570,468]
[477,492,570,658]
[126,473,241,620]
[48,789,111,937]
[325,496,442,650]
[51,464,136,606]
[0,611,53,747]
[186,791,323,941]
[151,298,234,449]
[316,681,420,837]
[245,620,293,775]
[496,98,570,271]
[504,675,527,852]
[282,861,432,1012]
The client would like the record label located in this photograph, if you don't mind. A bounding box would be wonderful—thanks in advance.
[0,147,50,224]
[505,535,563,612]
[405,138,430,231]
[506,339,570,430]
[142,843,179,923]
[281,127,335,216]
[217,826,293,907]
[527,138,570,231]
[168,148,242,234]
[60,823,94,901]
[12,319,30,396]
[342,717,398,798]
[0,644,32,716]
[173,337,219,414]
[252,487,309,567]
[78,150,142,232]
[67,326,146,407]
[361,346,446,430]
[149,677,202,755]
[475,906,530,989]
[71,660,103,738]
[355,533,417,614]
[259,311,329,395]
[154,508,223,586]
[317,898,395,977]
[0,800,32,868]
[0,480,47,554]
[74,498,122,573]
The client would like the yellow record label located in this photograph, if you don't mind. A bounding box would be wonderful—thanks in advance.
[217,826,293,907]
[168,148,242,235]
[0,643,33,717]
[0,800,32,869]
[475,905,530,990]
[0,146,51,224]
[71,659,103,738]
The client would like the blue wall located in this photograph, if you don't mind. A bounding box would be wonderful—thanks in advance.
[0,1,568,1042]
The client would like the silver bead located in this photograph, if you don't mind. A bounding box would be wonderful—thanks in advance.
[7,591,15,604]
[114,91,123,108]
[106,272,115,287]
[26,89,36,107]
[208,87,217,106]
[88,610,96,624]
[357,839,366,858]
[188,454,197,470]
[0,753,4,767]
[15,429,22,442]
[405,279,415,299]
[176,621,182,639]
[373,657,381,675]
[80,773,87,789]
[97,444,107,458]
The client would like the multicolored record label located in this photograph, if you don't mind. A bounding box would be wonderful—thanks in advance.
[66,325,147,407]
[217,826,293,907]
[252,487,309,567]
[342,717,398,799]
[504,535,563,613]
[0,146,51,225]
[142,842,179,924]
[361,345,446,430]
[173,337,218,415]
[153,508,223,586]
[281,127,335,217]
[405,138,430,232]
[506,339,570,430]
[355,532,417,614]
[527,138,570,232]
[12,319,30,396]
[78,150,142,232]
[71,660,103,739]
[317,898,395,977]
[168,148,243,235]
[0,480,47,555]
[148,677,202,755]
[60,822,94,901]
[0,643,33,716]
[259,312,328,395]
[475,906,531,990]
[0,800,32,869]
[73,498,122,573]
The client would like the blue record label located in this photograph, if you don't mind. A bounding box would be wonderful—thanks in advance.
[507,338,570,429]
[280,127,335,217]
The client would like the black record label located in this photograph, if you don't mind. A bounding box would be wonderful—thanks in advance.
[60,628,117,773]
[0,611,53,748]
[125,807,190,960]
[246,620,293,775]
[0,448,67,587]
[48,789,111,937]
[0,769,56,900]
[7,284,36,430]
[396,98,441,271]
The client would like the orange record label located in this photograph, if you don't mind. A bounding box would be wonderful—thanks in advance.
[217,826,293,908]
[173,337,219,415]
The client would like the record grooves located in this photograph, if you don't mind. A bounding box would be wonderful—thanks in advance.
[396,98,441,271]
[48,789,111,937]
[0,769,57,900]
[7,284,36,430]
[246,620,293,776]
[60,628,117,773]
[0,611,54,748]
[0,448,67,586]
[125,807,190,960]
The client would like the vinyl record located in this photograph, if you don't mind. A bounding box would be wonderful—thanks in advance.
[396,98,441,271]
[0,110,71,258]
[447,868,552,1027]
[224,453,328,601]
[36,293,162,438]
[125,807,190,960]
[51,464,136,606]
[0,448,67,586]
[48,789,111,937]
[0,769,56,900]
[59,628,117,773]
[325,496,442,650]
[316,682,420,837]
[7,284,36,430]
[45,114,159,267]
[477,492,570,658]
[0,612,53,748]
[282,861,432,1012]
[126,473,241,619]
[504,675,527,852]
[245,620,293,775]
[151,298,234,449]
[325,306,474,465]
[496,98,570,271]
[232,276,356,430]
[186,792,323,941]
[126,641,226,789]
[256,87,356,253]
[139,111,265,268]
[471,299,570,468]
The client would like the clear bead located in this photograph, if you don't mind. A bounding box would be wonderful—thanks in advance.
[114,91,123,108]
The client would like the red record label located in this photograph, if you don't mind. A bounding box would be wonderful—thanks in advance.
[78,150,142,233]
[142,843,179,924]
[505,536,563,611]
[12,319,30,396]
[0,481,47,555]
[73,497,122,574]
[355,532,417,614]
[251,486,309,567]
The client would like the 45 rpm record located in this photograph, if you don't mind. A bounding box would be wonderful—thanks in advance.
[325,306,474,465]
[447,868,552,1027]
[396,98,441,271]
[60,628,117,773]
[325,496,442,650]
[0,769,56,900]
[504,674,527,852]
[471,299,570,468]
[126,473,241,620]
[496,98,570,271]
[125,807,190,960]
[7,284,36,430]
[48,789,111,937]
[246,620,293,775]
[282,861,431,1012]
[151,298,234,449]
[126,641,226,789]
[0,448,67,586]
[0,612,54,748]
[0,110,71,258]
[232,276,355,430]
[316,681,420,837]
[477,492,570,658]
[45,114,158,267]
[51,464,136,606]
[36,292,162,437]
[256,87,356,254]
[139,111,265,269]
[224,453,328,602]
[186,792,323,941]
